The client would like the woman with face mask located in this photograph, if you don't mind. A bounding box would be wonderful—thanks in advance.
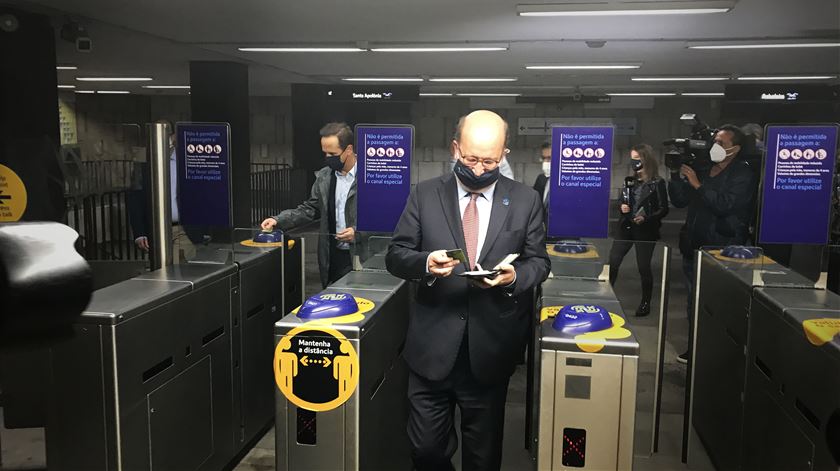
[608,144,669,317]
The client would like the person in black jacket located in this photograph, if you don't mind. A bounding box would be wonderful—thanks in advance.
[669,124,757,363]
[609,144,669,317]
[532,141,552,223]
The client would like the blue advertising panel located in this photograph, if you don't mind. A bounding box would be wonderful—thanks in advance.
[759,124,839,245]
[175,122,232,227]
[548,126,614,238]
[355,124,413,232]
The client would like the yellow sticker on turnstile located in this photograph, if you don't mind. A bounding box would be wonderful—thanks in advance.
[240,238,296,249]
[546,244,600,259]
[541,305,632,353]
[802,318,840,347]
[240,239,284,248]
[0,164,27,222]
[274,325,359,412]
[574,313,632,353]
[290,297,375,325]
[708,249,775,265]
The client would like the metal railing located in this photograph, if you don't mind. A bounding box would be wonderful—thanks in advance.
[250,163,308,225]
[61,161,310,260]
[64,190,147,261]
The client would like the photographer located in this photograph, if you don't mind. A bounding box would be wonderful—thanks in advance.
[670,124,756,364]
[609,144,669,317]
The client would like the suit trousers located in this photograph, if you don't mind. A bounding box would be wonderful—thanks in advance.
[407,335,510,471]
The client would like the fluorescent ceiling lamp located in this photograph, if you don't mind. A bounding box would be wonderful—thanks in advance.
[526,64,641,70]
[737,75,837,80]
[57,85,76,89]
[607,92,677,96]
[74,90,95,94]
[76,77,152,82]
[142,85,191,89]
[342,77,423,82]
[632,76,728,81]
[238,47,365,52]
[97,90,131,94]
[455,93,521,97]
[518,1,733,16]
[371,44,508,52]
[429,78,518,82]
[689,42,840,50]
[419,93,454,96]
[56,66,77,70]
[681,92,725,96]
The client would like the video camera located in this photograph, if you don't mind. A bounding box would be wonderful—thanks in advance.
[663,114,717,171]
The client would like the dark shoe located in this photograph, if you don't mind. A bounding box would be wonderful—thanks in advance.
[677,351,689,364]
[635,301,651,317]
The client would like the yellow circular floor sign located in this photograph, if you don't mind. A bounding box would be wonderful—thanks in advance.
[274,325,359,412]
[0,164,27,222]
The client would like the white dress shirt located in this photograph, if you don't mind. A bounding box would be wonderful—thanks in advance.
[335,163,356,250]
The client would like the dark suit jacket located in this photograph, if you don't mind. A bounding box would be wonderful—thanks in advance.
[533,173,548,197]
[386,174,550,384]
[533,173,549,224]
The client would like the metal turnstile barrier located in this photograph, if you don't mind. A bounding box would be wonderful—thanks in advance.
[689,249,817,469]
[742,288,840,470]
[274,270,411,471]
[534,282,639,471]
[42,238,301,470]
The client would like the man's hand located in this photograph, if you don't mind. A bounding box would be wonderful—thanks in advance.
[680,165,701,189]
[471,263,515,289]
[135,236,150,252]
[633,215,645,225]
[336,227,355,242]
[620,204,631,214]
[260,218,277,231]
[427,250,460,278]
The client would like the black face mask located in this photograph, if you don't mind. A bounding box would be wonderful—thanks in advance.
[632,159,643,172]
[453,159,500,191]
[325,150,345,171]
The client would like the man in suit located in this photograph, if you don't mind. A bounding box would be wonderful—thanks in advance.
[386,110,550,470]
[261,122,356,288]
[532,141,552,217]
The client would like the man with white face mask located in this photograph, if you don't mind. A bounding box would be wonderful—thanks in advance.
[668,124,756,364]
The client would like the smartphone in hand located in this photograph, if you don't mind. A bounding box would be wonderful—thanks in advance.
[445,249,467,265]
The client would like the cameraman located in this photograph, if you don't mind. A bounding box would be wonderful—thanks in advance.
[669,124,756,364]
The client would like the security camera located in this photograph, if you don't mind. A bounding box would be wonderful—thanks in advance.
[572,93,582,101]
[60,20,91,52]
[76,37,92,52]
[0,13,19,33]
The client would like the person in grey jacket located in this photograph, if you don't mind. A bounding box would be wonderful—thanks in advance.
[261,122,357,288]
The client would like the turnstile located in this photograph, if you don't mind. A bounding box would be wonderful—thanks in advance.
[691,250,817,470]
[41,239,301,470]
[47,263,238,470]
[742,288,840,470]
[535,288,639,471]
[274,270,410,471]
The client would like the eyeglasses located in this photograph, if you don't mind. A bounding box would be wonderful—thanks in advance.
[457,146,509,169]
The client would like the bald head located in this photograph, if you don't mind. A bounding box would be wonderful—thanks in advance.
[453,111,509,174]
